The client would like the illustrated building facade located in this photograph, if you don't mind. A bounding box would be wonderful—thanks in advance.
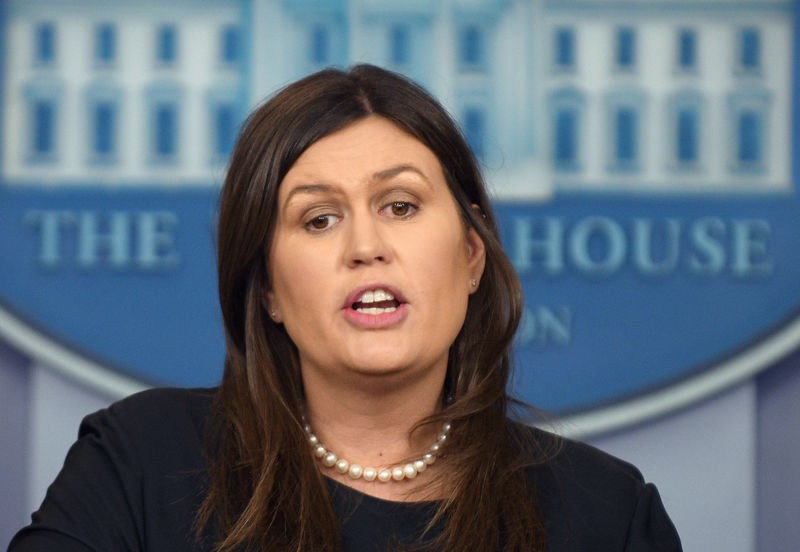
[1,0,793,195]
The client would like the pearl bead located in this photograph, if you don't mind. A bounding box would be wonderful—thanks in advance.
[303,418,451,484]
[323,452,337,467]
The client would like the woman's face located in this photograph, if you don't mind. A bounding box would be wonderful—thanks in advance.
[267,116,485,388]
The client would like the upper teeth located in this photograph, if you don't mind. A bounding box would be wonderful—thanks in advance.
[357,289,394,304]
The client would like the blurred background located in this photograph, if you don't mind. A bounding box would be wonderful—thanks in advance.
[2,0,800,549]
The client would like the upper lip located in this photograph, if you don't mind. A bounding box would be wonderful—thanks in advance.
[342,283,407,309]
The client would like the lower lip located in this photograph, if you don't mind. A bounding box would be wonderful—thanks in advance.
[342,303,409,329]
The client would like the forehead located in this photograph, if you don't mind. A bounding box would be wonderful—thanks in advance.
[279,116,447,194]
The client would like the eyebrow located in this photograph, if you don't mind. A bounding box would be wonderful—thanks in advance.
[282,183,336,211]
[282,164,431,210]
[371,164,430,184]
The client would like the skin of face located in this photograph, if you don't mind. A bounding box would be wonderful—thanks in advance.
[267,115,486,397]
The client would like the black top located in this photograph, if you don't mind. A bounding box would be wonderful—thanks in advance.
[8,388,682,551]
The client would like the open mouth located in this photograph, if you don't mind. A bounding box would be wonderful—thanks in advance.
[351,288,402,315]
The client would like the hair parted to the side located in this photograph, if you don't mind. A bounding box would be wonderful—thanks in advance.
[198,64,553,552]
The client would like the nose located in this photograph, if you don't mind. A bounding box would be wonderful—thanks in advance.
[344,211,392,268]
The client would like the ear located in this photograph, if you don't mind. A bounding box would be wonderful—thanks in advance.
[465,224,486,294]
[261,290,283,323]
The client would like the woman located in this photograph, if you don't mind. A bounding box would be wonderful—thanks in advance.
[10,65,681,551]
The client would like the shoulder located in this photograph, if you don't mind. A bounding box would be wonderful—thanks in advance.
[515,424,682,551]
[79,387,215,455]
[82,386,217,473]
[88,386,215,434]
[9,388,218,551]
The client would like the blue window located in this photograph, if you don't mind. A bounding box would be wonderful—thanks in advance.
[214,103,236,157]
[463,107,485,159]
[550,88,585,170]
[154,103,177,156]
[311,26,329,64]
[33,100,56,155]
[221,26,239,64]
[157,25,177,63]
[740,28,760,70]
[389,25,410,65]
[95,24,116,63]
[615,107,637,162]
[738,110,761,164]
[555,109,577,165]
[616,28,636,69]
[677,107,698,162]
[92,101,116,156]
[678,29,696,70]
[34,23,55,64]
[554,27,575,69]
[460,25,484,68]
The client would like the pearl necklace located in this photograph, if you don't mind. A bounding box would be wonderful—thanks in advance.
[303,420,451,482]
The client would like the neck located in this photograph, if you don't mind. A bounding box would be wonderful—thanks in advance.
[300,359,449,500]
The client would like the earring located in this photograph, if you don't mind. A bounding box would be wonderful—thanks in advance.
[271,310,278,319]
[470,278,477,288]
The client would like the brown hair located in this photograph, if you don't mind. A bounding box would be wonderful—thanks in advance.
[198,64,550,551]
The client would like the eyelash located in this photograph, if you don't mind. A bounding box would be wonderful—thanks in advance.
[303,201,419,233]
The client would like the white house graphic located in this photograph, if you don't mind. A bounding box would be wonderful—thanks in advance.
[2,0,793,197]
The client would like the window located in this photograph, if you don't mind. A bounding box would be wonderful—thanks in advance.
[668,91,703,170]
[33,100,56,156]
[34,23,55,65]
[156,25,177,64]
[616,27,636,70]
[463,107,485,159]
[220,26,239,65]
[677,29,696,70]
[727,91,769,173]
[676,108,698,163]
[737,111,761,164]
[310,26,329,64]
[25,83,62,162]
[554,27,575,70]
[549,89,585,171]
[605,91,645,171]
[740,28,760,71]
[555,109,577,165]
[214,103,236,158]
[154,103,177,157]
[92,101,116,156]
[459,25,485,70]
[615,108,637,163]
[95,24,116,64]
[389,24,410,65]
[147,85,182,162]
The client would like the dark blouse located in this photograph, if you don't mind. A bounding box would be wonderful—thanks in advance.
[8,388,682,551]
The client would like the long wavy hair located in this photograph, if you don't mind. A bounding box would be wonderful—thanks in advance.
[197,64,551,551]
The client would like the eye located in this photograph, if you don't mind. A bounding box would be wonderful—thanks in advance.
[305,214,339,232]
[381,201,418,218]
